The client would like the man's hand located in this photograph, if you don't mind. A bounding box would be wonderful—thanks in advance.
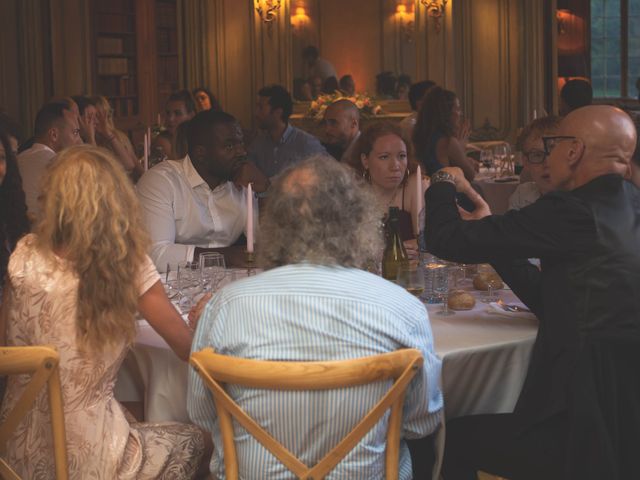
[232,161,270,193]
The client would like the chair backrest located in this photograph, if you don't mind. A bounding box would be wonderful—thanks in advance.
[0,346,68,480]
[190,347,424,480]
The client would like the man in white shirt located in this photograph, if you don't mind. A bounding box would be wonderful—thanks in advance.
[136,110,261,271]
[323,99,361,163]
[17,102,82,218]
[302,46,337,83]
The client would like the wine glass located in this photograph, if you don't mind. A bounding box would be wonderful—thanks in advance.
[199,252,226,292]
[433,265,455,316]
[478,264,502,303]
[479,149,494,174]
[396,264,426,298]
[493,144,510,176]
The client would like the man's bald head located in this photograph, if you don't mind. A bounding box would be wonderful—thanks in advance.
[323,100,360,148]
[546,105,637,191]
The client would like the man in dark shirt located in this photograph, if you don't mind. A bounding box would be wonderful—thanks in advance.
[425,105,639,480]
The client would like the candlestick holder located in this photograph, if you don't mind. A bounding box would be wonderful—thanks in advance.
[245,250,255,265]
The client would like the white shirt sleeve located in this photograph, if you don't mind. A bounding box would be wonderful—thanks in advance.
[136,169,194,272]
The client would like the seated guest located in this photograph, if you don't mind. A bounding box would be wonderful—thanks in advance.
[17,101,82,217]
[248,84,325,178]
[347,122,428,254]
[322,75,339,94]
[339,74,356,96]
[165,89,196,136]
[323,99,361,162]
[400,80,435,141]
[188,157,443,479]
[396,74,412,101]
[303,45,337,84]
[93,95,142,176]
[0,145,206,478]
[508,115,560,210]
[376,71,397,99]
[136,110,260,271]
[425,105,640,479]
[0,128,29,299]
[308,74,323,99]
[559,78,593,116]
[72,95,98,145]
[150,129,174,162]
[192,86,222,113]
[414,86,477,182]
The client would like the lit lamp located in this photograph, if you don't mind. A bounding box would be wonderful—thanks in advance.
[291,6,309,32]
[395,4,415,43]
[420,0,448,33]
[255,0,282,24]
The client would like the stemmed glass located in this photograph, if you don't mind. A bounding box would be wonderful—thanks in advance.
[199,252,226,292]
[479,149,494,174]
[433,265,455,316]
[165,261,181,300]
[396,264,426,298]
[493,144,510,176]
[478,264,502,303]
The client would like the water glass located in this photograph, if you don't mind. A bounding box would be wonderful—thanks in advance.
[199,252,226,292]
[165,261,181,300]
[396,264,426,298]
[421,259,447,304]
[433,265,455,316]
[480,149,494,173]
[478,264,502,303]
[177,261,202,313]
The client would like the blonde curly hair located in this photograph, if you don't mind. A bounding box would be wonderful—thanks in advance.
[35,145,150,354]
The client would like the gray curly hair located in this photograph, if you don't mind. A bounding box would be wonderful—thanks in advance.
[259,155,384,269]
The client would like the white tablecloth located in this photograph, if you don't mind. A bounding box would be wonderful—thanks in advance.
[115,283,538,422]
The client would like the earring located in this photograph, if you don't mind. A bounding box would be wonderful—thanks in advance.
[362,168,371,182]
[402,168,410,184]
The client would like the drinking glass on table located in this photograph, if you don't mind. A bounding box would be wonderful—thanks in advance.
[493,144,510,175]
[433,265,455,316]
[478,264,502,303]
[396,264,426,298]
[480,149,494,174]
[165,261,181,300]
[199,252,226,292]
[177,261,202,313]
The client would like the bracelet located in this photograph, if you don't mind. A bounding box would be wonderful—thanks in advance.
[430,170,456,185]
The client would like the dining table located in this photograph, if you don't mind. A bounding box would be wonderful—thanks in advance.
[472,172,521,215]
[115,273,538,423]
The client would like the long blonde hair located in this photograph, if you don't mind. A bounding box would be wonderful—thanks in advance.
[35,146,149,353]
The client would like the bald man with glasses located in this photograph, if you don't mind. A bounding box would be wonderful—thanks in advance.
[426,105,640,480]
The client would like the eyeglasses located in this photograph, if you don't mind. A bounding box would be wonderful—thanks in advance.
[522,149,547,164]
[541,136,576,156]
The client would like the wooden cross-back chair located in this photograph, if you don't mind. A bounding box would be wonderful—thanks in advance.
[190,348,424,480]
[0,346,68,480]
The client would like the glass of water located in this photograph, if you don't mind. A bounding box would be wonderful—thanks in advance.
[199,252,226,292]
[177,261,202,313]
[433,265,455,316]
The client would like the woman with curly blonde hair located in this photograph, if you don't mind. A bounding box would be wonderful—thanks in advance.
[0,145,207,478]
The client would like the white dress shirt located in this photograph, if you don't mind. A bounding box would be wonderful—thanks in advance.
[17,143,56,218]
[136,155,258,272]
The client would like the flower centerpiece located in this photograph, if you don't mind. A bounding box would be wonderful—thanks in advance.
[306,92,383,120]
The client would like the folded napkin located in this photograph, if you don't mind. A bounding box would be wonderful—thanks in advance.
[485,302,536,319]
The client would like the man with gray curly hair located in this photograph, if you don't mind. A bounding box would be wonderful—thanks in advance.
[188,156,443,479]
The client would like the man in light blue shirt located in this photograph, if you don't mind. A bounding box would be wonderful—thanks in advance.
[248,84,325,178]
[188,156,443,479]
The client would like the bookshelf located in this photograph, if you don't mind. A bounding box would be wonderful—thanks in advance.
[91,0,181,137]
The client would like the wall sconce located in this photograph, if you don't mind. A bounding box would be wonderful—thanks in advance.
[255,0,282,24]
[556,9,571,35]
[395,4,415,43]
[291,6,309,33]
[420,0,448,33]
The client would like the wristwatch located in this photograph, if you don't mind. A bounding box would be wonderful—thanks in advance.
[430,170,456,185]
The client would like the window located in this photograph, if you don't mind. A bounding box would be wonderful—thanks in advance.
[590,0,640,98]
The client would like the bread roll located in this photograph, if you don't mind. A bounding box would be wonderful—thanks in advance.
[473,272,504,291]
[448,290,476,310]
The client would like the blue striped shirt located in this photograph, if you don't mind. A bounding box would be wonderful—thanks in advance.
[188,263,443,479]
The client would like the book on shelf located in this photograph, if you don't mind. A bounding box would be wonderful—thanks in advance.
[98,58,129,75]
[97,37,123,55]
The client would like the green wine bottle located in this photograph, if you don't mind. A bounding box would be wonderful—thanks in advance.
[382,207,409,281]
